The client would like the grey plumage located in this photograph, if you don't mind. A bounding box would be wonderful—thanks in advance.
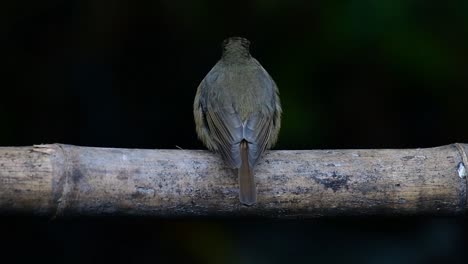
[194,37,281,205]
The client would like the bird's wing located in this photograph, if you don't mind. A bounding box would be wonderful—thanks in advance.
[243,65,281,167]
[243,112,274,167]
[205,107,243,168]
[205,107,275,168]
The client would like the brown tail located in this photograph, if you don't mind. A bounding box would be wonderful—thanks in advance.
[239,140,256,205]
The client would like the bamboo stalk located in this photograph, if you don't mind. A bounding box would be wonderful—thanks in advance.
[0,144,466,217]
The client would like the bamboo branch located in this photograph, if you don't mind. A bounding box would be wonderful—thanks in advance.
[0,144,467,217]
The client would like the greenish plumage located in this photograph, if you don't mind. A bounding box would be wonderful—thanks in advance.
[193,37,282,205]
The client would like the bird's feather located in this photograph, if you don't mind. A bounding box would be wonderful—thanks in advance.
[194,62,280,169]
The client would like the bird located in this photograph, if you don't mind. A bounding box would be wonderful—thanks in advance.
[193,37,282,205]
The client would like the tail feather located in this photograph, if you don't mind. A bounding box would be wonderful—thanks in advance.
[239,140,256,205]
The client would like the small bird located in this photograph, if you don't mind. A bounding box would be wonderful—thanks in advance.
[193,37,282,205]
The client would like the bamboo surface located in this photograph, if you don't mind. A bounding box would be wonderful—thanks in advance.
[0,144,466,217]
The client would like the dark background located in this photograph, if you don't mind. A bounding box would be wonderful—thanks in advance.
[1,0,467,263]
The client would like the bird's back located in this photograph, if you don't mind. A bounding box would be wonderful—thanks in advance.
[206,60,277,121]
[197,58,280,168]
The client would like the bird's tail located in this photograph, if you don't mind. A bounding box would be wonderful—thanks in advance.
[239,140,256,205]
